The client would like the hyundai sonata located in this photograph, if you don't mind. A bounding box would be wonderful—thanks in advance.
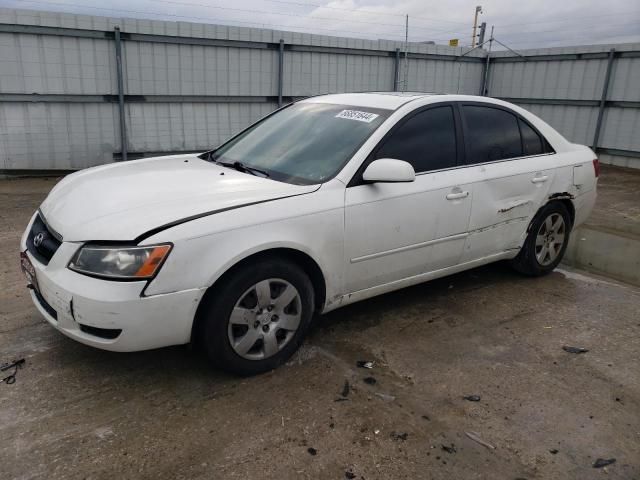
[20,93,598,375]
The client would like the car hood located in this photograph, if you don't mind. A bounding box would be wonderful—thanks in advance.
[40,154,319,242]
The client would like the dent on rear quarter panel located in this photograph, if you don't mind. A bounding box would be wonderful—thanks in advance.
[547,165,580,200]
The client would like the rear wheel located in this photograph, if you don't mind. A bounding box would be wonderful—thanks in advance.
[198,258,314,376]
[510,201,571,276]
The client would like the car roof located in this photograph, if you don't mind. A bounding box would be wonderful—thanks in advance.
[300,92,441,110]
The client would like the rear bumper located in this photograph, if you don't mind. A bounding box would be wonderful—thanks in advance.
[573,187,597,228]
[21,217,204,352]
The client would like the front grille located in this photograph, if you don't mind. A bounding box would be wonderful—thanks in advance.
[27,213,62,265]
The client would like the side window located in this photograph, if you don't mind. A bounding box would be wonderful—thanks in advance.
[462,106,522,162]
[375,106,457,173]
[519,118,544,156]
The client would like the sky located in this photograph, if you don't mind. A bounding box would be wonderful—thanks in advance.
[1,0,639,50]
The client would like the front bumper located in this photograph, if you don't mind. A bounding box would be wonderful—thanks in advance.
[21,218,204,352]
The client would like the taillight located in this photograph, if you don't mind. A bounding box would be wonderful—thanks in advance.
[592,158,600,178]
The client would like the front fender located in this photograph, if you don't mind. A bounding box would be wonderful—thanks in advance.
[142,187,346,307]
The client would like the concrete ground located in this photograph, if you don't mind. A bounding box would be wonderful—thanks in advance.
[1,172,639,480]
[565,166,640,285]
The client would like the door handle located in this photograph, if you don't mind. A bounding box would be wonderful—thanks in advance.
[446,190,469,200]
[531,175,549,183]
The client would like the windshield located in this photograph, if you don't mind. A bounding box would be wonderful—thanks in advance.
[211,103,390,184]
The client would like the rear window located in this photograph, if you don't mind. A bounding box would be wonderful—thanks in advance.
[463,105,522,162]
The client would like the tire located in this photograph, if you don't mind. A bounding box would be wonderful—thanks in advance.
[510,201,572,276]
[197,258,314,376]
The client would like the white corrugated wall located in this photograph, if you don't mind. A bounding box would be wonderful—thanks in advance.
[0,7,638,171]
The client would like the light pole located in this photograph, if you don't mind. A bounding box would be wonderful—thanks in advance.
[472,5,483,47]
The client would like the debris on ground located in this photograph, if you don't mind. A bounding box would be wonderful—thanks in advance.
[465,431,495,450]
[463,395,481,402]
[422,415,430,421]
[363,376,377,385]
[307,447,317,456]
[345,471,356,479]
[391,431,408,441]
[374,392,395,402]
[0,358,25,385]
[356,360,374,369]
[549,449,559,454]
[441,444,457,454]
[340,380,350,398]
[593,458,616,468]
[562,346,589,354]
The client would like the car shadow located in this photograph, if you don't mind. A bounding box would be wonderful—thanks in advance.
[42,261,556,389]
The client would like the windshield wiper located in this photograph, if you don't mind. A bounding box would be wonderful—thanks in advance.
[217,160,270,178]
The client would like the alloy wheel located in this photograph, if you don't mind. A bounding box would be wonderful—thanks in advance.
[535,213,566,266]
[227,278,302,360]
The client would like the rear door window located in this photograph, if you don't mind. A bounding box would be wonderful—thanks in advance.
[462,105,523,163]
[519,118,545,156]
[375,106,457,173]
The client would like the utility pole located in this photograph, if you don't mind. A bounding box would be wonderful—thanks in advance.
[478,21,487,46]
[472,5,482,47]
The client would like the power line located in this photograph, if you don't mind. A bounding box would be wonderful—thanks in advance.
[488,10,640,29]
[11,0,471,40]
[9,0,640,49]
[150,0,475,37]
[151,0,407,30]
[11,0,415,39]
[263,0,470,26]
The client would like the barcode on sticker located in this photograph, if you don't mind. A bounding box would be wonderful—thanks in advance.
[335,110,379,123]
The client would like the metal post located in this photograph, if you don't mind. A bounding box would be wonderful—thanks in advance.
[114,26,127,161]
[277,39,284,107]
[402,15,409,92]
[480,26,494,96]
[592,48,616,151]
[393,48,400,91]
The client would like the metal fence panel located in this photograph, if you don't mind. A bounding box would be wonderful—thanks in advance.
[126,102,275,154]
[406,59,483,94]
[123,42,279,96]
[0,32,116,95]
[489,59,609,100]
[0,102,118,169]
[284,51,395,96]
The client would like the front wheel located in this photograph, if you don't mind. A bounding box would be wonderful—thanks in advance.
[510,201,572,276]
[197,258,314,376]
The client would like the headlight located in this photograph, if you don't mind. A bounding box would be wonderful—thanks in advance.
[68,244,172,280]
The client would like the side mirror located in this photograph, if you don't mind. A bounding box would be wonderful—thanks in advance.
[362,158,415,183]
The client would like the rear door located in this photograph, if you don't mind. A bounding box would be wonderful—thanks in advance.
[458,103,557,262]
[344,104,473,293]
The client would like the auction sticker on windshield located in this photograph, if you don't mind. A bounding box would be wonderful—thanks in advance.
[335,110,379,123]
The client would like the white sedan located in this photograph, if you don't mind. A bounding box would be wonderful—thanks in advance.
[20,93,598,375]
